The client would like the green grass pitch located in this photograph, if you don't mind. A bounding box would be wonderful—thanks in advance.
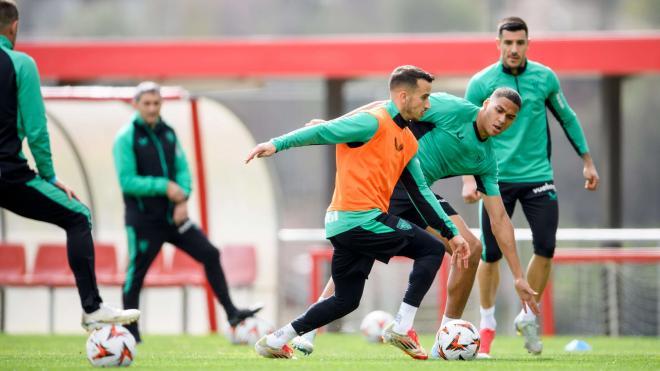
[1,333,658,370]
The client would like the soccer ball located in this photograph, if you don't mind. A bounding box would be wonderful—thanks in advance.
[223,323,241,344]
[359,310,394,343]
[86,324,137,367]
[435,319,480,360]
[233,317,275,345]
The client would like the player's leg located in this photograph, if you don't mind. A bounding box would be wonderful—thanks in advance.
[0,178,139,330]
[121,226,165,341]
[385,215,445,360]
[167,223,262,327]
[514,182,558,355]
[393,193,480,323]
[476,184,517,357]
[291,277,334,355]
[256,230,374,359]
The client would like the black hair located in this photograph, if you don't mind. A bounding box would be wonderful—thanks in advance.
[0,0,17,29]
[497,16,528,37]
[389,65,434,91]
[491,87,522,109]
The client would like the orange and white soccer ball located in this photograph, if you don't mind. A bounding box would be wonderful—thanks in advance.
[359,310,394,343]
[435,319,480,360]
[86,324,137,367]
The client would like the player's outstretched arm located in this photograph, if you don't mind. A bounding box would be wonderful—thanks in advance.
[482,195,539,314]
[582,153,600,191]
[245,142,277,164]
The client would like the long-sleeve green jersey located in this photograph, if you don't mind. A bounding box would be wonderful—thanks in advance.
[465,60,590,183]
[0,35,55,182]
[413,93,500,195]
[272,101,459,239]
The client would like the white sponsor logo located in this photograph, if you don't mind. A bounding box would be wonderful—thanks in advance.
[325,211,339,224]
[532,183,556,194]
[555,93,565,109]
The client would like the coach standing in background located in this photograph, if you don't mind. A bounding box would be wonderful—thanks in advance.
[462,16,600,357]
[113,82,261,343]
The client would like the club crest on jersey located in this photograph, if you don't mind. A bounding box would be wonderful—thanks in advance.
[396,219,412,230]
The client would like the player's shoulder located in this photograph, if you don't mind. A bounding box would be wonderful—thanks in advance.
[6,48,38,72]
[470,62,501,81]
[430,91,463,104]
[114,121,136,142]
[430,92,478,112]
[527,60,557,77]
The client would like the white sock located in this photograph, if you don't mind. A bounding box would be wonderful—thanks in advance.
[393,302,417,334]
[302,328,317,343]
[518,303,537,321]
[441,315,459,327]
[480,306,497,330]
[266,323,297,348]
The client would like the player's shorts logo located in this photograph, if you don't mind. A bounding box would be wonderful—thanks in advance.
[531,183,556,194]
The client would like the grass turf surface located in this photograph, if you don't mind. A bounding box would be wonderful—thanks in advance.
[1,333,658,370]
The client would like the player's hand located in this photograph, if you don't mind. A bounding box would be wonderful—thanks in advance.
[461,176,481,204]
[173,201,189,226]
[245,142,276,164]
[583,163,599,191]
[304,119,326,127]
[514,278,540,315]
[448,235,470,269]
[166,181,186,203]
[52,179,79,201]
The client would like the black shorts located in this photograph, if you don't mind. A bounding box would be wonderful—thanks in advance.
[480,181,559,262]
[328,212,444,281]
[388,182,457,229]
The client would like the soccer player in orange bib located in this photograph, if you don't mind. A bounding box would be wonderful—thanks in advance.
[246,65,469,360]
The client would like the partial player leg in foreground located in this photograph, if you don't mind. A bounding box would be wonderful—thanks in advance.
[0,179,140,331]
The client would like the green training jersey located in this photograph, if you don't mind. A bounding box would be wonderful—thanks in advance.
[465,60,589,183]
[414,92,500,196]
[271,101,458,239]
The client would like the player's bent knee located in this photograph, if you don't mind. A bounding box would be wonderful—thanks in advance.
[481,246,502,263]
[469,239,482,261]
[203,246,221,264]
[334,296,361,316]
[533,245,555,259]
[64,212,92,233]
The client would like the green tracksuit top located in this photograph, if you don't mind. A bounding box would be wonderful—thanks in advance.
[0,35,55,182]
[465,60,590,183]
[414,92,500,196]
[272,100,459,239]
[113,113,192,227]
